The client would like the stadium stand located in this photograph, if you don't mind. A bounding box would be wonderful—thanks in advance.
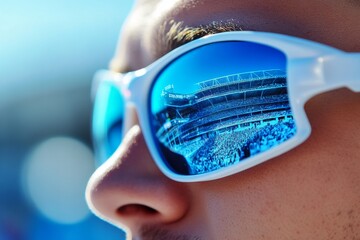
[152,69,297,174]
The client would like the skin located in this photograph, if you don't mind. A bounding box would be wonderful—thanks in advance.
[86,0,360,239]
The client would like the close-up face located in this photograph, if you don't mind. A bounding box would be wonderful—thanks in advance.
[86,0,360,239]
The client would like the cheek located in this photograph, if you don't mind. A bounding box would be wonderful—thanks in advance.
[192,89,360,238]
[197,165,309,238]
[196,137,355,239]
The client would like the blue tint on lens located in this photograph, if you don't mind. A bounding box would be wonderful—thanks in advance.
[92,81,124,164]
[150,41,296,175]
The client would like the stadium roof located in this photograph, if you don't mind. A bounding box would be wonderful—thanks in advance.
[195,69,285,90]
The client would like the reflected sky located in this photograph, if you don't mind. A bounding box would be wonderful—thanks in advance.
[151,41,286,113]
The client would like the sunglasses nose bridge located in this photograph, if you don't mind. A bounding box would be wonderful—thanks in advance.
[121,68,150,135]
[122,69,148,99]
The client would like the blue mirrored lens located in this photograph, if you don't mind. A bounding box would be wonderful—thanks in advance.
[150,41,296,175]
[92,81,124,164]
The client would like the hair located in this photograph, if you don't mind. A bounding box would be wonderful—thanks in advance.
[154,19,245,58]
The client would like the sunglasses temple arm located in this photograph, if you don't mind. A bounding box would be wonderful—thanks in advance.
[322,53,360,92]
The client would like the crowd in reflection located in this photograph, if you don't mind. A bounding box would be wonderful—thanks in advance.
[182,119,296,174]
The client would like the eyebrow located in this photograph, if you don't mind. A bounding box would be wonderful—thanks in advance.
[110,19,246,73]
[153,19,246,59]
[347,0,360,7]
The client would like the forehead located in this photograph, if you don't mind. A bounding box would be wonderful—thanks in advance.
[111,0,360,72]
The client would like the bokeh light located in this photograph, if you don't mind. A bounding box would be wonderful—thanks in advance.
[22,137,94,224]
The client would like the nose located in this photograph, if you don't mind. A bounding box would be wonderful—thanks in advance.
[85,108,190,235]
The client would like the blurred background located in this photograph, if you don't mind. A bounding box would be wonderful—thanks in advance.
[0,0,133,239]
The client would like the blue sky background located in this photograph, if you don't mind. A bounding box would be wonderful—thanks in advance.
[0,0,133,239]
[0,0,132,106]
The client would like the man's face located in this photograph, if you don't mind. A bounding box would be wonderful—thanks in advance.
[86,0,360,239]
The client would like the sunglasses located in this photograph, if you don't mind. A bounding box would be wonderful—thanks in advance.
[92,31,359,182]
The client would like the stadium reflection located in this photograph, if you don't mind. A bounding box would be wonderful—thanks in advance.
[150,42,297,175]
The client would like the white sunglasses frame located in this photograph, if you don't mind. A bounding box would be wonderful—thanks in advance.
[92,31,360,182]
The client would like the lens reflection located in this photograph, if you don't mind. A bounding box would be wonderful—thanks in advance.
[92,81,124,164]
[150,41,296,175]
